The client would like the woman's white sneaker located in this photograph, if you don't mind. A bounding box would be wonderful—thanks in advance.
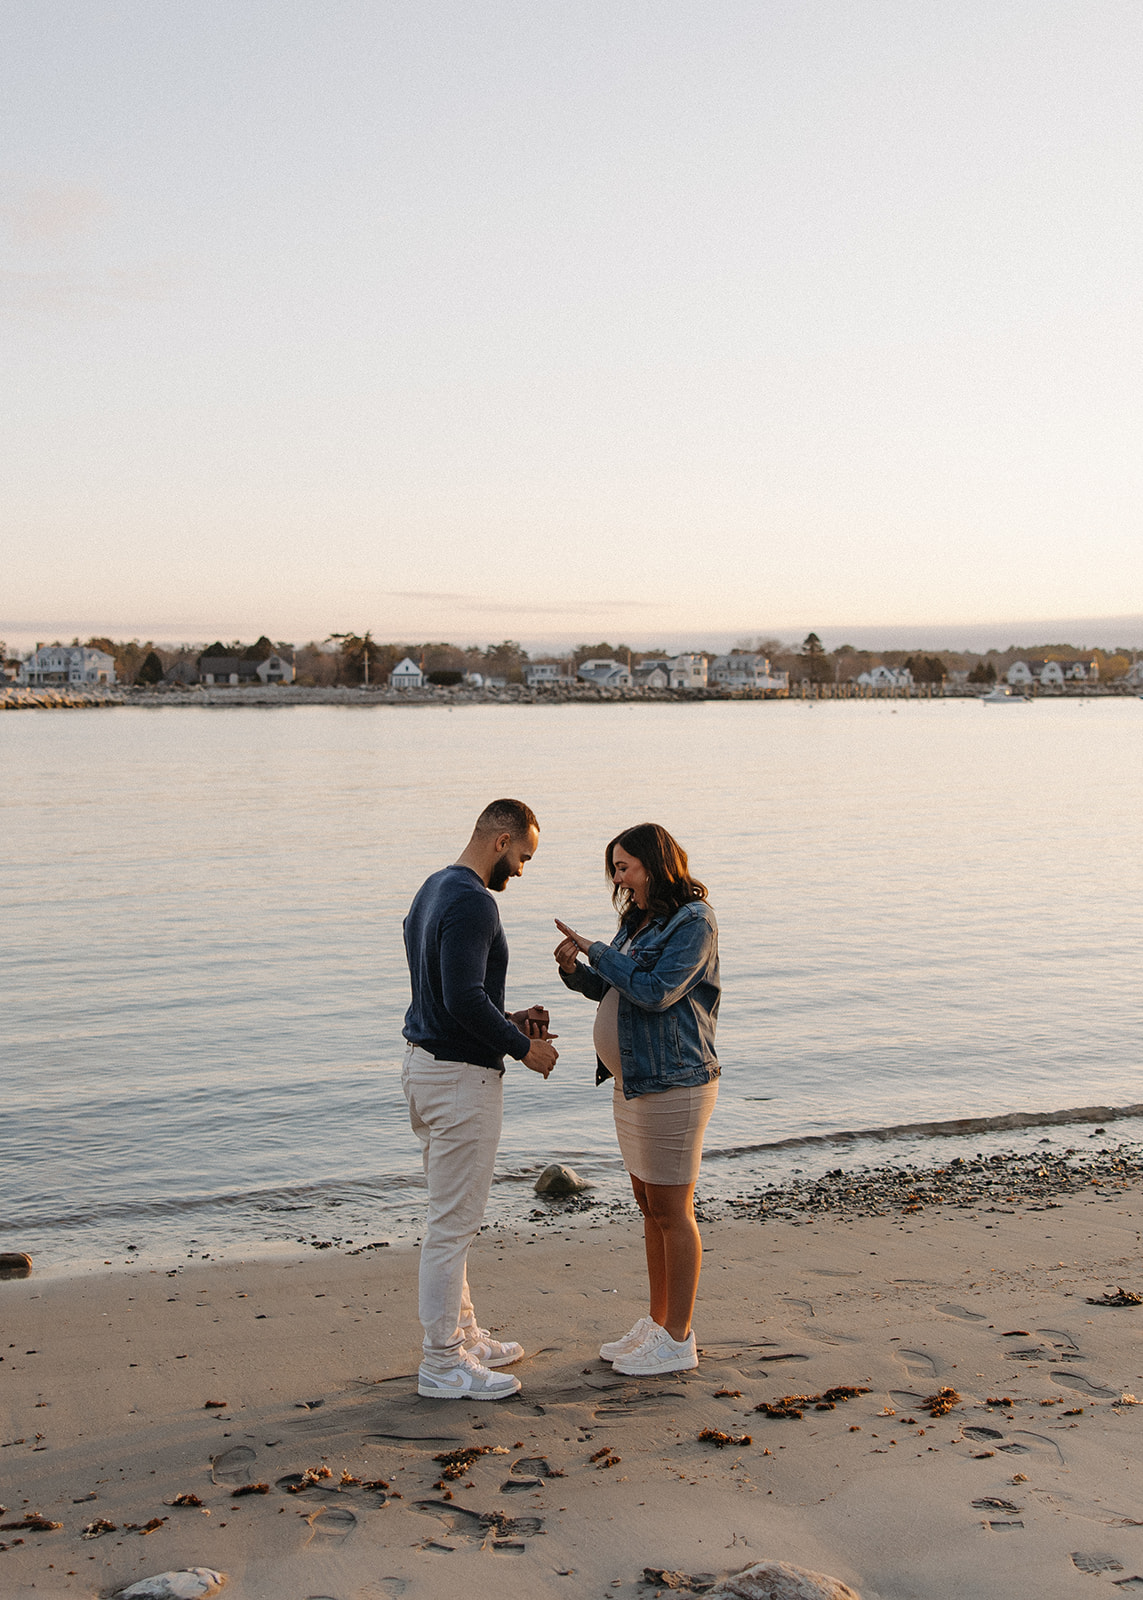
[599,1315,657,1362]
[612,1326,697,1376]
[417,1349,522,1400]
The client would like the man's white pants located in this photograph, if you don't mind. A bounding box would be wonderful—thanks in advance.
[401,1043,504,1371]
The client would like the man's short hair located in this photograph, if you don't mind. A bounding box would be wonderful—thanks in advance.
[475,798,539,839]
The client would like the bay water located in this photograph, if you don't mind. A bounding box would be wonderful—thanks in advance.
[3,697,1140,1271]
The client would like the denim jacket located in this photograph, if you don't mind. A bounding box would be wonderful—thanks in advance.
[560,899,720,1099]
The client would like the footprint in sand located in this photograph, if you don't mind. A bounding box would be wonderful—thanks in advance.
[1112,1579,1143,1592]
[595,1387,688,1418]
[302,1505,357,1545]
[503,1456,559,1492]
[210,1445,257,1485]
[936,1304,987,1322]
[961,1426,1065,1464]
[414,1499,542,1550]
[897,1349,938,1384]
[1072,1553,1125,1575]
[1050,1371,1118,1399]
[1037,1328,1087,1363]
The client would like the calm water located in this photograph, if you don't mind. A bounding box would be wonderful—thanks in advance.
[3,698,1141,1270]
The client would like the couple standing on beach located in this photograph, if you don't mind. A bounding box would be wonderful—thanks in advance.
[401,798,721,1402]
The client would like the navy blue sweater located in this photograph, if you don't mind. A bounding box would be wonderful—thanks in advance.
[402,864,531,1071]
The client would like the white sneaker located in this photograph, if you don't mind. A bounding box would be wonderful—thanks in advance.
[599,1315,657,1362]
[612,1326,698,1376]
[417,1349,522,1401]
[463,1327,525,1368]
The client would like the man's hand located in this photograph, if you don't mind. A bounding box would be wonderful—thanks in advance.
[523,1037,558,1078]
[510,1004,555,1040]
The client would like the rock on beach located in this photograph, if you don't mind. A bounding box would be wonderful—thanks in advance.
[534,1163,589,1197]
[115,1570,226,1600]
[704,1561,862,1600]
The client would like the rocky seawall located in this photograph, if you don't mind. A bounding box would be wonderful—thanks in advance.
[3,681,1134,710]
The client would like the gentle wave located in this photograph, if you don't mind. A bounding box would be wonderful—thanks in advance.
[707,1101,1143,1160]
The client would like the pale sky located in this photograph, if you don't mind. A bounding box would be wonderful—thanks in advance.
[3,1,1142,655]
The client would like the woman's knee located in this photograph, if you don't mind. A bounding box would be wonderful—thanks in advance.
[641,1182,696,1232]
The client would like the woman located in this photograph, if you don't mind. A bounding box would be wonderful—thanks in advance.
[554,822,720,1376]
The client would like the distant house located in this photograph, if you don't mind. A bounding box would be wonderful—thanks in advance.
[19,645,116,686]
[197,638,294,686]
[633,660,671,689]
[1005,658,1091,689]
[524,663,563,687]
[1126,660,1143,689]
[389,657,424,690]
[857,665,914,689]
[669,654,708,690]
[707,652,788,691]
[577,658,632,689]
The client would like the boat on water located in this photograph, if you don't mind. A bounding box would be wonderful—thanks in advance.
[981,685,1032,703]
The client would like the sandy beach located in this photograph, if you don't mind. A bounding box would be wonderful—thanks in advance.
[5,1183,1143,1600]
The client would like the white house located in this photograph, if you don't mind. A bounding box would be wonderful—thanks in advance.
[1038,660,1066,688]
[577,658,632,689]
[1006,661,1036,686]
[389,656,424,690]
[857,665,914,689]
[524,663,563,687]
[1125,661,1143,689]
[669,653,708,690]
[20,645,116,686]
[707,652,787,691]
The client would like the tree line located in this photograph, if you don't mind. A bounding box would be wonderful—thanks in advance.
[13,632,1138,688]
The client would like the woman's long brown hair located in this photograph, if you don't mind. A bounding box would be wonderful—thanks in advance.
[606,822,708,935]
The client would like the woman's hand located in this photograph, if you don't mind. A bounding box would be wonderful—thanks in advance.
[554,919,593,970]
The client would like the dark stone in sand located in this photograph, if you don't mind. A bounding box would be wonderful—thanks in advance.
[534,1163,589,1197]
[0,1252,32,1279]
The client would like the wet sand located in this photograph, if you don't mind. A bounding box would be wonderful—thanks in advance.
[4,1187,1143,1599]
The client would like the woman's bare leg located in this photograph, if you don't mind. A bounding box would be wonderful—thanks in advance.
[630,1176,701,1341]
[630,1175,667,1326]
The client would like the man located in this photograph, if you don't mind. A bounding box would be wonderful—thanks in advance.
[402,797,558,1400]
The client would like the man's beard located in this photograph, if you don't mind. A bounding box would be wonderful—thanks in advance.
[489,857,511,892]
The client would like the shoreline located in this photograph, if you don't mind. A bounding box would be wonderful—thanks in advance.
[5,1186,1143,1599]
[12,1120,1143,1287]
[4,682,1138,711]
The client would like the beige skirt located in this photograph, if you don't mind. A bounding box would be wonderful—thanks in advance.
[612,1078,719,1186]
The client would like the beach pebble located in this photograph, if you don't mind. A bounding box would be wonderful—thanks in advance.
[0,1252,32,1279]
[703,1561,862,1600]
[115,1569,226,1599]
[534,1164,588,1197]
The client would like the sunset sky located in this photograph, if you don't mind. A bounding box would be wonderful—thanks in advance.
[3,2,1142,654]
